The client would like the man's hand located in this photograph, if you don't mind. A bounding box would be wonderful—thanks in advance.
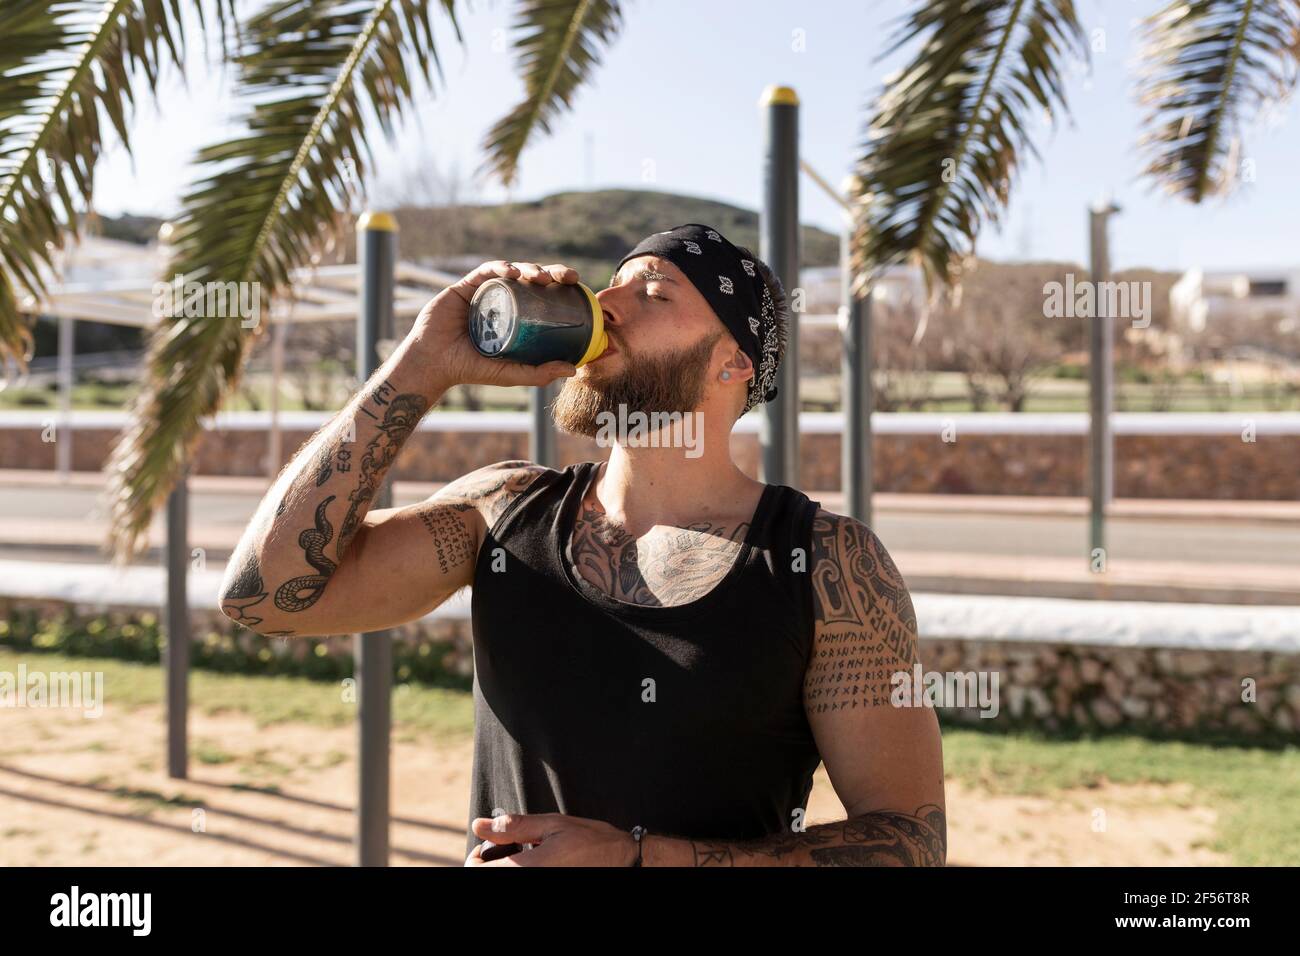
[413,259,582,390]
[464,813,637,867]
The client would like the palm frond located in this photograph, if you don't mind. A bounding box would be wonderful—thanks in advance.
[105,0,460,558]
[847,0,1087,293]
[478,0,624,189]
[1136,0,1300,202]
[0,0,206,372]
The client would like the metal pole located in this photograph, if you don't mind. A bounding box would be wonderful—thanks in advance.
[759,84,800,487]
[840,220,873,525]
[57,313,73,478]
[530,381,558,467]
[164,466,189,779]
[355,210,396,866]
[1087,202,1119,564]
[268,320,286,478]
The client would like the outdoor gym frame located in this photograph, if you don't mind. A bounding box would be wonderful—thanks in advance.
[154,83,881,866]
[155,83,1114,864]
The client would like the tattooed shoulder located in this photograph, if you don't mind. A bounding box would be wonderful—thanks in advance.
[805,509,920,714]
[426,460,553,527]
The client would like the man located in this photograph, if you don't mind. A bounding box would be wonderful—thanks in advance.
[220,223,946,867]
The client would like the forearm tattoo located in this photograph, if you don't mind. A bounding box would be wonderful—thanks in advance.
[338,381,429,559]
[252,381,428,616]
[690,805,946,867]
[804,512,919,712]
[221,552,269,627]
[274,496,338,612]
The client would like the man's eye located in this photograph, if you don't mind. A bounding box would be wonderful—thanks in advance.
[646,291,668,301]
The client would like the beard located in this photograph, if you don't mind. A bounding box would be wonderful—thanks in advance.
[551,329,723,438]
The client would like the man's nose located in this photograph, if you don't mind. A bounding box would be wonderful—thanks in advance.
[595,288,623,329]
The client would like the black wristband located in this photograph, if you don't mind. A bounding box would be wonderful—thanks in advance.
[630,825,646,867]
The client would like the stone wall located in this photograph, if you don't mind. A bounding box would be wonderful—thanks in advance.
[413,619,1300,741]
[923,638,1299,739]
[2,423,1297,499]
[4,596,1294,742]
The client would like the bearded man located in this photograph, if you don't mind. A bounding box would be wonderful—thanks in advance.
[220,223,946,867]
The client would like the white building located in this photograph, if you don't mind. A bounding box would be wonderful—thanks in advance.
[1170,267,1300,356]
[797,263,924,317]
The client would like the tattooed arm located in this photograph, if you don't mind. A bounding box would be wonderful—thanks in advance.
[218,260,580,638]
[642,510,946,866]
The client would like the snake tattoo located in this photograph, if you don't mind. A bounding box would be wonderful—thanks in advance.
[274,496,338,612]
[221,551,268,626]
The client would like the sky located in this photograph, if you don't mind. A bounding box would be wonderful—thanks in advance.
[92,0,1300,273]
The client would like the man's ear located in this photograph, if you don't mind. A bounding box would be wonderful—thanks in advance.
[722,347,755,386]
[722,349,755,417]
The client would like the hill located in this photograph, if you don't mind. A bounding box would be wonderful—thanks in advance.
[379,188,842,284]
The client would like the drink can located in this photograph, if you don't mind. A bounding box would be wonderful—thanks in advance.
[468,277,609,367]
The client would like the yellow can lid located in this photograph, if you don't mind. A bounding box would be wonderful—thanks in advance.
[575,284,609,366]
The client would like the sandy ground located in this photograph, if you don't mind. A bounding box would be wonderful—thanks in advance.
[0,704,1226,867]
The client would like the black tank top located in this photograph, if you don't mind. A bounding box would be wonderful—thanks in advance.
[466,460,824,854]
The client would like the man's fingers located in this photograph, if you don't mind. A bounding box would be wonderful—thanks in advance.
[511,261,578,285]
[493,359,577,387]
[543,263,579,283]
[448,261,577,303]
[512,261,552,284]
[464,842,486,866]
[447,260,520,304]
[535,360,579,384]
[472,813,561,845]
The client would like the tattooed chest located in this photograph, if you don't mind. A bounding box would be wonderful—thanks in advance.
[568,510,748,607]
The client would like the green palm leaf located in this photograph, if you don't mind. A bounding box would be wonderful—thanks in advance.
[847,0,1087,292]
[478,0,624,189]
[105,0,460,558]
[1136,0,1300,202]
[0,0,214,372]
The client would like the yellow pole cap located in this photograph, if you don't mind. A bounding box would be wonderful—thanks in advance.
[759,85,799,107]
[357,210,398,232]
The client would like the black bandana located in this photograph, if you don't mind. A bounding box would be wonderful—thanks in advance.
[615,223,780,413]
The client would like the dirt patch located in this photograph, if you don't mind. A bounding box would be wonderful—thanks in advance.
[0,704,1226,866]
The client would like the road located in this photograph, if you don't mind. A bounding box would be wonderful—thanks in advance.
[2,479,1297,568]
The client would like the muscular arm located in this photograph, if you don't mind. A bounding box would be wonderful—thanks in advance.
[218,260,578,638]
[642,511,947,866]
[670,806,946,867]
[217,335,547,638]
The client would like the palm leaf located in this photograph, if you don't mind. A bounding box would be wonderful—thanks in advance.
[478,0,624,189]
[1136,0,1300,202]
[105,0,461,558]
[0,0,217,373]
[847,0,1087,293]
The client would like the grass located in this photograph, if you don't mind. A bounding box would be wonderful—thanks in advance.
[0,646,475,739]
[941,728,1300,866]
[3,647,1296,864]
